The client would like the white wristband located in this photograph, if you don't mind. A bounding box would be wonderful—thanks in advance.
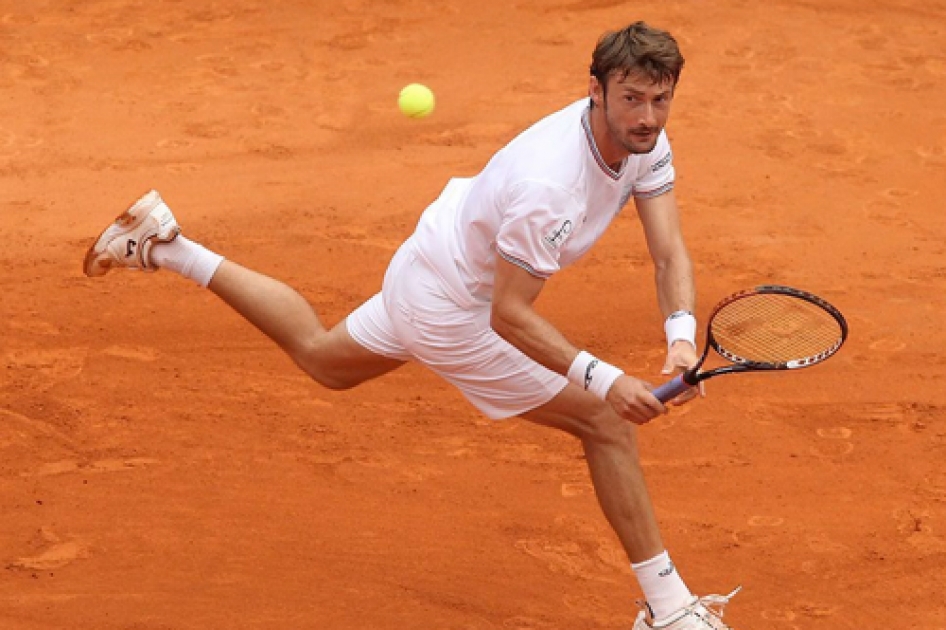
[664,310,697,350]
[567,350,625,400]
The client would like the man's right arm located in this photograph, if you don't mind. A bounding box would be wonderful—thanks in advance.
[490,255,665,424]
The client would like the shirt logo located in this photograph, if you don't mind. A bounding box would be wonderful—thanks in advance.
[544,219,573,249]
[651,150,672,172]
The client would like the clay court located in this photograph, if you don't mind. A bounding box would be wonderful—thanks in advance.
[2,1,945,628]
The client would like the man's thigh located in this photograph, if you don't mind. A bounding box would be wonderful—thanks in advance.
[519,382,619,439]
[298,293,407,390]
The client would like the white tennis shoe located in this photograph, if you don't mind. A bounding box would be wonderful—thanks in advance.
[83,190,181,277]
[632,588,741,630]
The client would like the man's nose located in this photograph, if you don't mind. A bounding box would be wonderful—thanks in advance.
[639,102,657,127]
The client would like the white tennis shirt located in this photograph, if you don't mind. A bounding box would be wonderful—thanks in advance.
[409,98,675,308]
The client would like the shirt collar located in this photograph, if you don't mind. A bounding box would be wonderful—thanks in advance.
[581,104,626,181]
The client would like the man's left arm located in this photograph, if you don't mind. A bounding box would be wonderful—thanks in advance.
[634,190,702,399]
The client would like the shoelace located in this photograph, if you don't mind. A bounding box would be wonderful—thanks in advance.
[694,586,742,628]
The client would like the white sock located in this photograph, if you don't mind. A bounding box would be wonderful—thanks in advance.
[631,551,692,621]
[150,235,225,288]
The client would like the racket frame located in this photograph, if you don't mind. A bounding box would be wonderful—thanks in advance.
[654,285,848,402]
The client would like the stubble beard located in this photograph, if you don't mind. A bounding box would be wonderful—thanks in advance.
[604,104,660,155]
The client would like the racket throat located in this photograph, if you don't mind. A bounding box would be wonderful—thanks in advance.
[681,369,701,387]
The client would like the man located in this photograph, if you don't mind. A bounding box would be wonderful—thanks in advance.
[84,21,739,630]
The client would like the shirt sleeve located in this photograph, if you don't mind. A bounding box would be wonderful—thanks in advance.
[631,131,675,198]
[495,179,580,279]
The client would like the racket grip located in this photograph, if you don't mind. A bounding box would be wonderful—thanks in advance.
[651,374,694,403]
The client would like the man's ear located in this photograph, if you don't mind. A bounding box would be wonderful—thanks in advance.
[588,75,605,108]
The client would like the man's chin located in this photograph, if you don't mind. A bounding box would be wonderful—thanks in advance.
[625,139,659,155]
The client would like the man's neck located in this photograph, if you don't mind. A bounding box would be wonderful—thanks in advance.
[587,105,628,171]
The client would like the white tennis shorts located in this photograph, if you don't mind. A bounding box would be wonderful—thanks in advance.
[346,242,567,419]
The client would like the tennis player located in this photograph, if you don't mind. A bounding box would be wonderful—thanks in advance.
[84,21,739,629]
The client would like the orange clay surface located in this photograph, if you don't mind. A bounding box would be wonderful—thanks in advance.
[2,1,945,628]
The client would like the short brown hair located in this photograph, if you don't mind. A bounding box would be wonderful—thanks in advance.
[590,21,685,89]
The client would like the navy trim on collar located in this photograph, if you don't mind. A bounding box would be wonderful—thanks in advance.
[581,106,625,181]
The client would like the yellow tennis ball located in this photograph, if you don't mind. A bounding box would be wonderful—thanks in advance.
[398,83,435,118]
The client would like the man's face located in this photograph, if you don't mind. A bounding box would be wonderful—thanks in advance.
[593,71,674,155]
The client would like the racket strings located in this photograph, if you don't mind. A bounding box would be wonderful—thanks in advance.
[711,294,843,364]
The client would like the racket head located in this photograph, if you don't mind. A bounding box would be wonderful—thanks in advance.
[705,285,848,371]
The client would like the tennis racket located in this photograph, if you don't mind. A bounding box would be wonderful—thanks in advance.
[652,285,848,403]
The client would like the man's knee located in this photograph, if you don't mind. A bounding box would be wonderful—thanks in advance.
[522,390,640,449]
[542,404,638,449]
[580,410,638,448]
[291,328,403,391]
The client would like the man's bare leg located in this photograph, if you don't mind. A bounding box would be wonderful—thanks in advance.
[521,384,691,620]
[205,260,404,389]
[82,190,404,390]
[521,385,663,560]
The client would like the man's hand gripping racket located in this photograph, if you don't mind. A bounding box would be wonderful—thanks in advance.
[652,285,848,403]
